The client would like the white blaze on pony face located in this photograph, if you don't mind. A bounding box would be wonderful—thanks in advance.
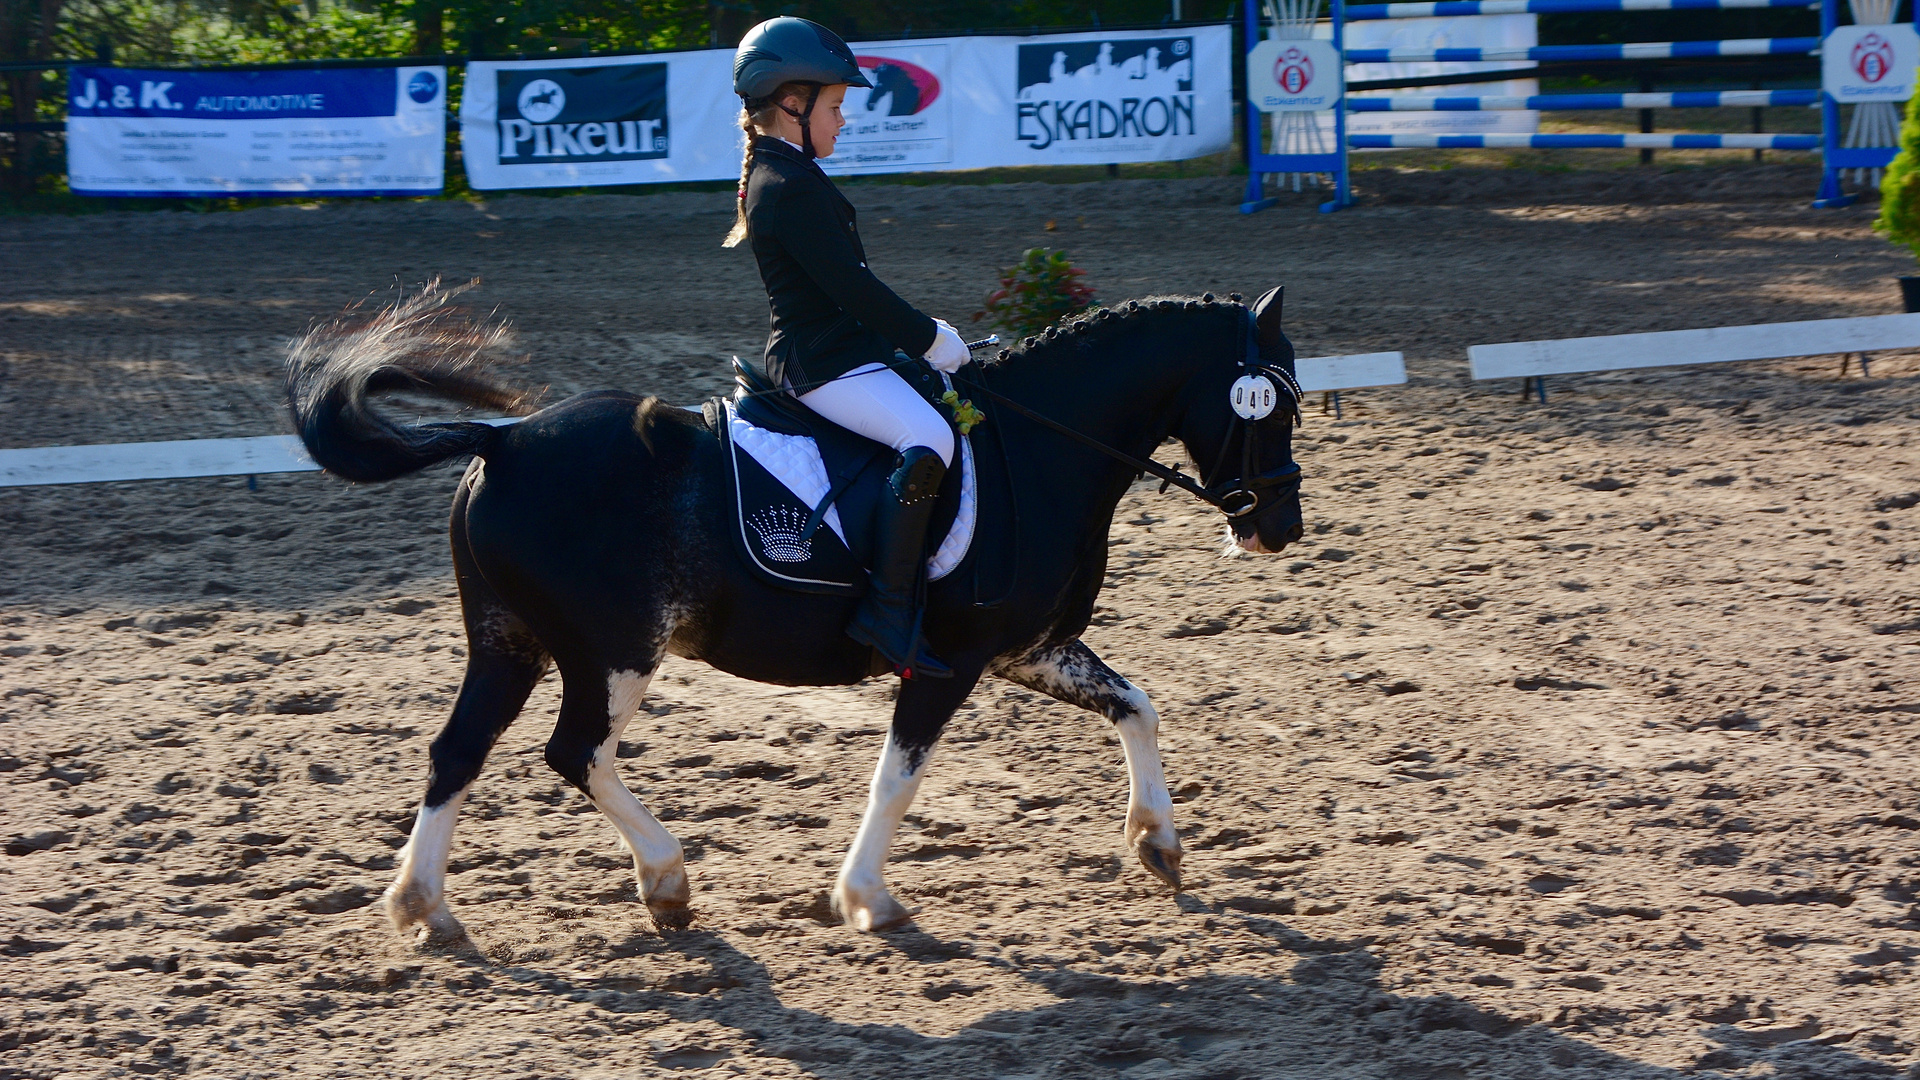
[593,669,691,920]
[832,734,928,932]
[385,786,471,943]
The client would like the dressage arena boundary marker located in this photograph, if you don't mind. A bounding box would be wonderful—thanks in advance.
[1242,0,1890,212]
[1468,312,1920,401]
[0,353,1410,489]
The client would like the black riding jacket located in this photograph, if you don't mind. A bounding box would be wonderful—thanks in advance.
[743,136,937,387]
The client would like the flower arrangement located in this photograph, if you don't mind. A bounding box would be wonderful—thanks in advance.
[973,247,1098,339]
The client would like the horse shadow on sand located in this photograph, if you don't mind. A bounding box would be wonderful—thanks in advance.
[424,907,1910,1080]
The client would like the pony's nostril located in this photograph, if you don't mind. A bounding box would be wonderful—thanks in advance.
[1284,523,1304,544]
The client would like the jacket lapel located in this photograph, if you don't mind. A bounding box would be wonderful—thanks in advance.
[755,136,855,219]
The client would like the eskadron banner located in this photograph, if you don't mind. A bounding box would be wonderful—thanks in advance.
[67,66,445,197]
[460,26,1231,190]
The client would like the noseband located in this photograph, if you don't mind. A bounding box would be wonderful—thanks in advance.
[949,308,1303,522]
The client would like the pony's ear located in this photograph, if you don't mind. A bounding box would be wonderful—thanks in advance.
[1251,286,1284,353]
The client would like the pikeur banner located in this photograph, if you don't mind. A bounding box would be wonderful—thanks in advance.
[460,26,1230,190]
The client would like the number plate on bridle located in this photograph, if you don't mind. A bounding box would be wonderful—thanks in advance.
[1229,374,1279,420]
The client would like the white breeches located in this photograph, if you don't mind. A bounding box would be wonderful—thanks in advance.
[798,362,954,467]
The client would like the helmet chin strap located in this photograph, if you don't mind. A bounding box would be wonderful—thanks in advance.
[776,84,823,158]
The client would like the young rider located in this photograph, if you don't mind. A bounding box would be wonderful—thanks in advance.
[725,17,970,680]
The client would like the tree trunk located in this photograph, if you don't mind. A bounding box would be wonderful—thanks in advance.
[0,0,66,199]
[413,0,443,57]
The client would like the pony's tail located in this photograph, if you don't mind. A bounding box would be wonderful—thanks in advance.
[284,278,538,483]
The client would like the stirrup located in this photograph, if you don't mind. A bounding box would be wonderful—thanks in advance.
[847,618,952,680]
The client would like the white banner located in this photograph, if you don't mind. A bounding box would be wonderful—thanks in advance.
[460,27,1231,190]
[823,43,954,174]
[1248,38,1344,112]
[1824,24,1920,103]
[460,51,739,190]
[67,65,445,196]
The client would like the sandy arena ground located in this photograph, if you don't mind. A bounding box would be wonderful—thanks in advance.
[2,164,1918,1079]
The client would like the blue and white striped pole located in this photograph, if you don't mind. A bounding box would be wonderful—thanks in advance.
[1348,132,1822,147]
[1348,89,1821,109]
[1347,0,1815,18]
[1343,36,1818,62]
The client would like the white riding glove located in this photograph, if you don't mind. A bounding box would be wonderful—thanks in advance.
[923,319,970,373]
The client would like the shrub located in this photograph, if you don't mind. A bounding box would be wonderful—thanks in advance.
[1876,94,1920,263]
[974,247,1097,339]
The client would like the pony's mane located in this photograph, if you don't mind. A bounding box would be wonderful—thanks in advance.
[978,292,1247,370]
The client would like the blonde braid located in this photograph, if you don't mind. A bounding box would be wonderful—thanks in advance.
[721,106,756,248]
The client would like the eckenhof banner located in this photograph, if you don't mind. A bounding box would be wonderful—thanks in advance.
[67,66,445,197]
[460,26,1231,190]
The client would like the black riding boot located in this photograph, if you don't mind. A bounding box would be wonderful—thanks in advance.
[847,446,953,680]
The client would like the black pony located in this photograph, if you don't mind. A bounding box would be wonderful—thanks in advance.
[285,282,1304,939]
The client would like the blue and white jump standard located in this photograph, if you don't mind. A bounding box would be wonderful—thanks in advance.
[1242,0,1353,214]
[1241,0,1876,213]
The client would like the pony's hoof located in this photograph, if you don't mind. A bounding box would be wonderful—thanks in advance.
[639,864,692,930]
[647,898,696,932]
[1135,839,1184,891]
[831,883,914,933]
[415,913,468,947]
[384,881,466,945]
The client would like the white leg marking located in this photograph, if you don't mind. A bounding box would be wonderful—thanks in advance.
[832,735,929,932]
[996,643,1185,889]
[594,670,690,924]
[385,786,471,943]
[1114,682,1180,868]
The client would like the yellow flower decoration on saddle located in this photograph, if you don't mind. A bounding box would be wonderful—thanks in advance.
[939,390,985,435]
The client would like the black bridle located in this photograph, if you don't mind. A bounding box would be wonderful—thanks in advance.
[949,309,1304,522]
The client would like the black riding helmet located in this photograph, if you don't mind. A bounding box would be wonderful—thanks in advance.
[733,17,870,159]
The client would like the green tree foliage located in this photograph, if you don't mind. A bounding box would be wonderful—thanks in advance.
[1,0,68,196]
[1878,92,1920,264]
[975,247,1098,339]
[2,0,1218,199]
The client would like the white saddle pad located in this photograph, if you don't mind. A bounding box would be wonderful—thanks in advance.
[725,394,977,582]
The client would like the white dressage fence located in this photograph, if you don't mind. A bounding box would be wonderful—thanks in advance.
[11,315,1913,489]
[0,352,1412,489]
[1468,313,1920,381]
[1296,351,1407,392]
[0,435,321,488]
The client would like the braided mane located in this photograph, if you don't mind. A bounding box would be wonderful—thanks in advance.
[978,293,1247,370]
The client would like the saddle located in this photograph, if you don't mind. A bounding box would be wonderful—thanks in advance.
[704,357,995,599]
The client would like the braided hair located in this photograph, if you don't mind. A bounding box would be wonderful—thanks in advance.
[721,82,815,249]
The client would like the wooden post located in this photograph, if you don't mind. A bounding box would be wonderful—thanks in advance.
[413,0,444,56]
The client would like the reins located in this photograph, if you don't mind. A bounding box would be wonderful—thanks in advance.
[729,310,1304,522]
[949,309,1303,520]
[945,369,1250,515]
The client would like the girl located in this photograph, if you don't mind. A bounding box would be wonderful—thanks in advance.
[724,17,971,680]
